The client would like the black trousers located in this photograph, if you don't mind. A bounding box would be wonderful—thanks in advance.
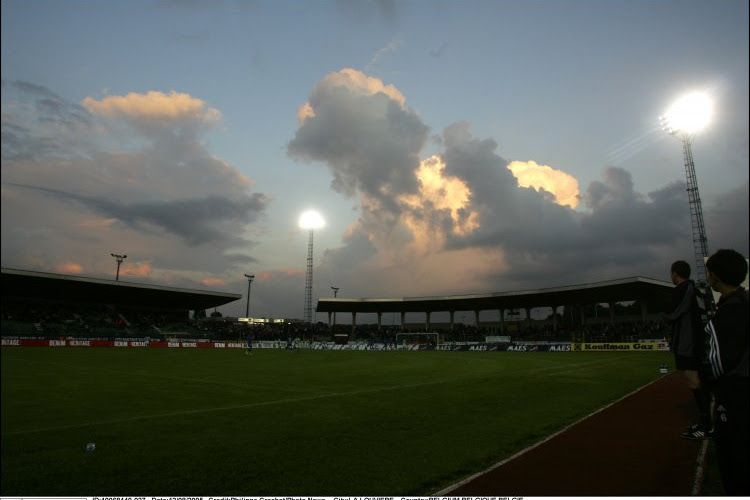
[713,379,749,495]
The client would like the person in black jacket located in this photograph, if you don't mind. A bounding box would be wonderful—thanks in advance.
[702,249,749,495]
[664,260,712,439]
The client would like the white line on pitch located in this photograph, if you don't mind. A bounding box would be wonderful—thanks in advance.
[5,377,457,436]
[433,374,668,496]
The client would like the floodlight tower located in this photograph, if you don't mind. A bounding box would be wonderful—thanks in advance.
[244,273,255,318]
[110,253,127,281]
[660,91,714,311]
[299,210,325,323]
[331,286,340,328]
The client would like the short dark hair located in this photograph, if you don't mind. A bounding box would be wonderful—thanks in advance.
[706,249,748,287]
[671,260,691,280]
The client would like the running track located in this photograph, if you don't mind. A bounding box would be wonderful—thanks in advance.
[437,371,705,496]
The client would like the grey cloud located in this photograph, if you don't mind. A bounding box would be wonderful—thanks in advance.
[2,80,94,162]
[0,121,69,163]
[314,118,702,295]
[288,82,429,214]
[441,124,693,283]
[10,80,93,129]
[1,82,272,284]
[6,183,268,247]
[10,80,58,97]
[704,180,750,255]
[583,166,641,211]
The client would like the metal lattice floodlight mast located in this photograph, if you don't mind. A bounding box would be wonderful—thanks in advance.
[299,210,325,323]
[331,286,340,327]
[244,273,255,318]
[660,91,714,311]
[304,229,314,323]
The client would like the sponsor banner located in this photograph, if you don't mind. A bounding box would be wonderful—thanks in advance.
[0,339,244,349]
[433,343,572,352]
[435,343,572,352]
[435,344,500,351]
[2,338,664,352]
[574,341,665,351]
[503,344,572,352]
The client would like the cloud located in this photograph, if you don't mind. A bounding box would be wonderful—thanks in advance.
[365,38,402,72]
[704,180,750,254]
[121,261,153,278]
[397,155,480,253]
[7,183,268,246]
[1,82,269,286]
[56,262,84,274]
[1,80,94,162]
[507,160,580,208]
[289,70,737,300]
[289,68,428,210]
[82,90,221,126]
[201,276,227,287]
[294,68,406,124]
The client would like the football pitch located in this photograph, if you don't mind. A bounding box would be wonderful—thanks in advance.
[1,347,671,496]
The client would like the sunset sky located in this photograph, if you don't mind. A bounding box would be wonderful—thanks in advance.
[2,0,748,322]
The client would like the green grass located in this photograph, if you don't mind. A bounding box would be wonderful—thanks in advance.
[1,347,671,496]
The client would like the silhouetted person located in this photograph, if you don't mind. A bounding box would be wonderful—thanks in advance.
[664,260,711,439]
[701,249,748,495]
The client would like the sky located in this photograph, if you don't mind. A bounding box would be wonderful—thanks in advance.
[2,0,748,323]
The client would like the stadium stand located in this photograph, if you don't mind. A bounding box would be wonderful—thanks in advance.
[1,268,240,340]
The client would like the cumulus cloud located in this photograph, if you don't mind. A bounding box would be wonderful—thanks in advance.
[289,68,428,213]
[83,90,221,127]
[289,69,740,298]
[507,160,580,208]
[1,81,269,286]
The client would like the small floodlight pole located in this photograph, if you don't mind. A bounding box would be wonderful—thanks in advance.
[331,286,340,328]
[660,95,714,313]
[244,274,255,318]
[110,253,126,281]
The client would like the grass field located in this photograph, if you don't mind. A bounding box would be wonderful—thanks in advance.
[1,347,671,496]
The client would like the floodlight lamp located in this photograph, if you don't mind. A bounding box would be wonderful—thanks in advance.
[662,91,712,136]
[298,210,325,229]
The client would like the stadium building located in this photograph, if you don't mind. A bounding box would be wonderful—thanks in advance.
[1,268,241,340]
[316,276,674,337]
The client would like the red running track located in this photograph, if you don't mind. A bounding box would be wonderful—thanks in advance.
[439,372,705,496]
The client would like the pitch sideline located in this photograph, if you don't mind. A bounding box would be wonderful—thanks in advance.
[433,373,697,496]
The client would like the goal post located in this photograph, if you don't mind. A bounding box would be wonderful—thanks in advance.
[396,332,441,347]
[571,331,585,351]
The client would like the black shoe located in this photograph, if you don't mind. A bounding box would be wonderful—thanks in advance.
[681,425,713,440]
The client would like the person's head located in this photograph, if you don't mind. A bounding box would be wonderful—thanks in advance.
[705,249,748,291]
[670,260,691,284]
